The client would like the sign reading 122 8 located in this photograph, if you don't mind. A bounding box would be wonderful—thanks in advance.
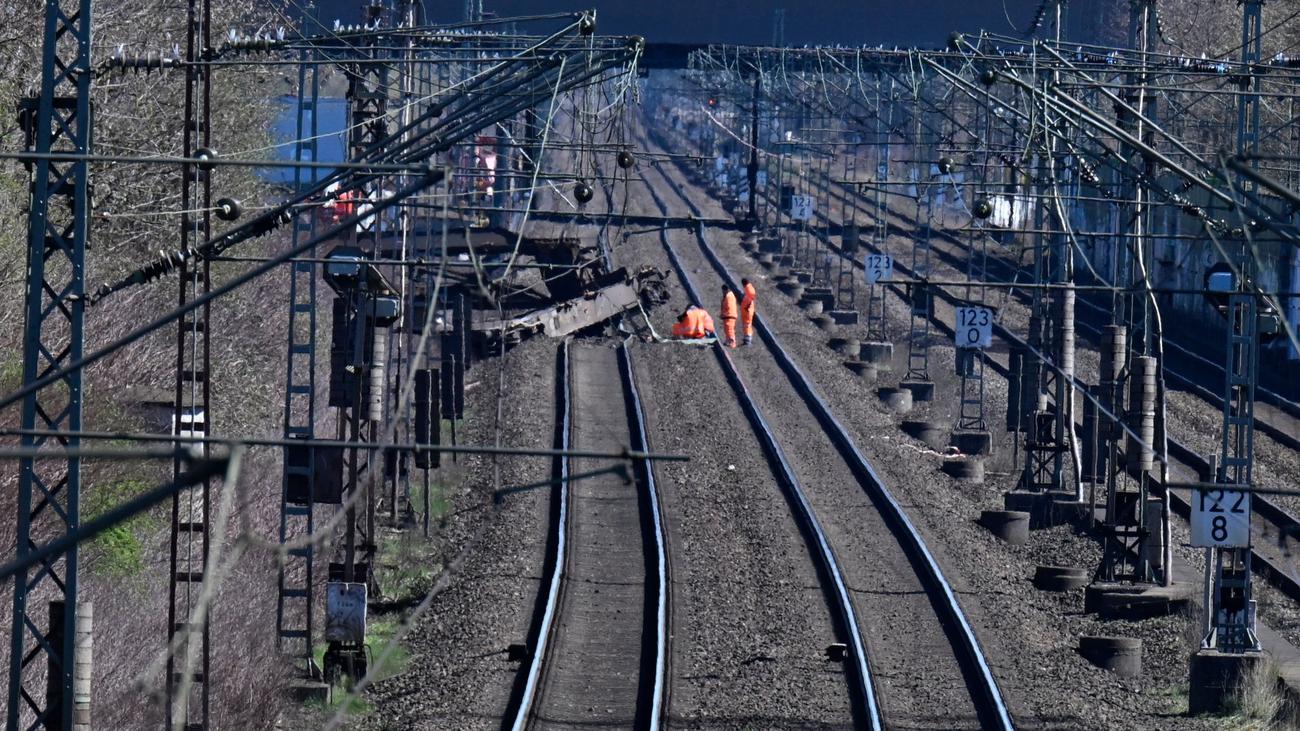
[954,307,992,348]
[1191,487,1250,548]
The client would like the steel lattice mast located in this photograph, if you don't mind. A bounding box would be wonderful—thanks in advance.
[7,0,93,725]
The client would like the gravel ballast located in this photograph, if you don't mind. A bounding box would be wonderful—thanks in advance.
[354,337,556,730]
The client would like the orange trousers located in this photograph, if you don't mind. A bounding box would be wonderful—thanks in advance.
[741,310,755,337]
[722,317,737,347]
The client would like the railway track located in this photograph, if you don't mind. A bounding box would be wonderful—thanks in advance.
[639,160,1016,730]
[507,339,668,730]
[569,148,871,727]
[771,162,1300,606]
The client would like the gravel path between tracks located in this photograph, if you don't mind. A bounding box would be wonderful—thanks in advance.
[627,127,1223,729]
[620,231,858,729]
[352,337,556,731]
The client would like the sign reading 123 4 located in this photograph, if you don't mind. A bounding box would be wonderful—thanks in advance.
[1191,486,1250,548]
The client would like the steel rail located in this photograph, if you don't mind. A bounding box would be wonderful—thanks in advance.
[618,340,670,730]
[509,340,571,731]
[507,338,670,730]
[651,157,1015,730]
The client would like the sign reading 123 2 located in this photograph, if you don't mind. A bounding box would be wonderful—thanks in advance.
[865,254,892,284]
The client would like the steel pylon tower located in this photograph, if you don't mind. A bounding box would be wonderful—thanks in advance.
[338,0,391,592]
[1204,0,1264,654]
[1097,0,1163,586]
[465,0,483,22]
[903,74,934,385]
[1018,0,1075,500]
[957,82,994,433]
[864,75,893,344]
[276,0,323,670]
[8,0,92,725]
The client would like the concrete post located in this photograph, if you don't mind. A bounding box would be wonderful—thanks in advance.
[74,601,91,731]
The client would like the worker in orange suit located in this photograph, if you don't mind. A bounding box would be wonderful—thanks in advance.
[671,306,715,339]
[740,278,757,346]
[671,307,700,338]
[720,285,739,348]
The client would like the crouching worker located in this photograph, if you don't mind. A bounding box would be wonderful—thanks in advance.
[671,305,716,339]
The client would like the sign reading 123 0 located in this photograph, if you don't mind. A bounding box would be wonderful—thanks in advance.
[954,306,992,348]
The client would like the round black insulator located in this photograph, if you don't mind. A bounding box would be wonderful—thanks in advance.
[215,197,242,221]
[979,68,998,86]
[973,199,994,220]
[574,181,594,205]
[948,32,965,51]
[616,150,635,169]
[579,13,596,35]
[194,147,218,171]
[937,157,955,175]
[628,35,645,51]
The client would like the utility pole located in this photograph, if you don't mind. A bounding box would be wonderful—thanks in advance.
[747,67,760,224]
[464,0,483,23]
[1015,0,1069,502]
[8,0,92,725]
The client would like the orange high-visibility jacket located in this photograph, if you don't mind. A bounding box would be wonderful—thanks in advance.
[671,310,698,338]
[721,290,738,320]
[740,283,757,319]
[698,308,715,334]
[672,307,710,338]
